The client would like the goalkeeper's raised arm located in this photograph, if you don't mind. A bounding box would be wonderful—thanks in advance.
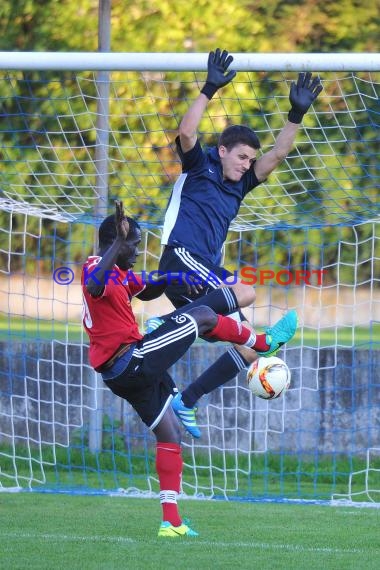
[178,48,236,153]
[254,71,323,181]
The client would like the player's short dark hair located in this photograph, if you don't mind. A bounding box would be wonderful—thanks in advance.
[218,125,261,151]
[98,214,141,247]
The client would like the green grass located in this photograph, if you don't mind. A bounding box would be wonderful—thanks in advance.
[1,493,379,570]
[298,324,380,349]
[1,315,379,347]
[0,315,83,342]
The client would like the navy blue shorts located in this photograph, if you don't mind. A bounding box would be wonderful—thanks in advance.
[159,246,236,309]
[102,313,197,430]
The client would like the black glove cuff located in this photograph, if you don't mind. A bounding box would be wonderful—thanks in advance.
[288,108,304,124]
[201,82,218,100]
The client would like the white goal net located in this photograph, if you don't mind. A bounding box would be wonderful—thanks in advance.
[0,53,379,504]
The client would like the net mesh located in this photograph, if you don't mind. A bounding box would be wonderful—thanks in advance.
[0,70,378,225]
[0,65,379,504]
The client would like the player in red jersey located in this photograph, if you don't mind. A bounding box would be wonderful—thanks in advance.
[82,200,291,537]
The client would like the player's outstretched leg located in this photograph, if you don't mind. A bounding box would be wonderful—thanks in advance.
[158,520,199,538]
[171,393,201,439]
[255,309,298,357]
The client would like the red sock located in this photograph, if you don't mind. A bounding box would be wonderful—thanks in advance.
[156,442,182,527]
[205,314,252,344]
[252,333,270,352]
[205,315,270,352]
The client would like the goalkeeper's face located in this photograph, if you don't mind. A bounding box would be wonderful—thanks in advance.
[219,144,257,182]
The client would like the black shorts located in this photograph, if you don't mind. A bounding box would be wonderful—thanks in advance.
[159,246,236,309]
[103,313,197,430]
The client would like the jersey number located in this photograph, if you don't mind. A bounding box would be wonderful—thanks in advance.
[82,295,93,329]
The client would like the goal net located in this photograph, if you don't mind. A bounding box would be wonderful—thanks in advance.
[0,53,379,504]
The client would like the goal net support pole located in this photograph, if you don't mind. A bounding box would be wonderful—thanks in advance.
[87,0,112,455]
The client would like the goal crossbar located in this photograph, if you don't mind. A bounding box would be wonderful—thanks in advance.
[0,51,379,71]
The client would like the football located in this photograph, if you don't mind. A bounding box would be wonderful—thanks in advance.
[247,356,291,399]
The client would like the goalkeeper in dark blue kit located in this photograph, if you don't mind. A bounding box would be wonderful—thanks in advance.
[147,48,322,439]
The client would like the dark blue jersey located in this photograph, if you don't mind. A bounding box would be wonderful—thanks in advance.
[161,138,261,265]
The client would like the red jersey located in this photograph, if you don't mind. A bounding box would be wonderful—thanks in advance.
[81,256,145,369]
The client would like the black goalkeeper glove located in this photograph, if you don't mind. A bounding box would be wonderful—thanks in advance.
[288,72,323,124]
[201,48,237,100]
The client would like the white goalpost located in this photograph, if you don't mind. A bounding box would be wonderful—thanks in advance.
[0,52,379,505]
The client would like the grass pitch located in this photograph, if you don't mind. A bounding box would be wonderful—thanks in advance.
[1,492,379,570]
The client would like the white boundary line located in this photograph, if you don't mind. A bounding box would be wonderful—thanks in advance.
[0,531,366,554]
